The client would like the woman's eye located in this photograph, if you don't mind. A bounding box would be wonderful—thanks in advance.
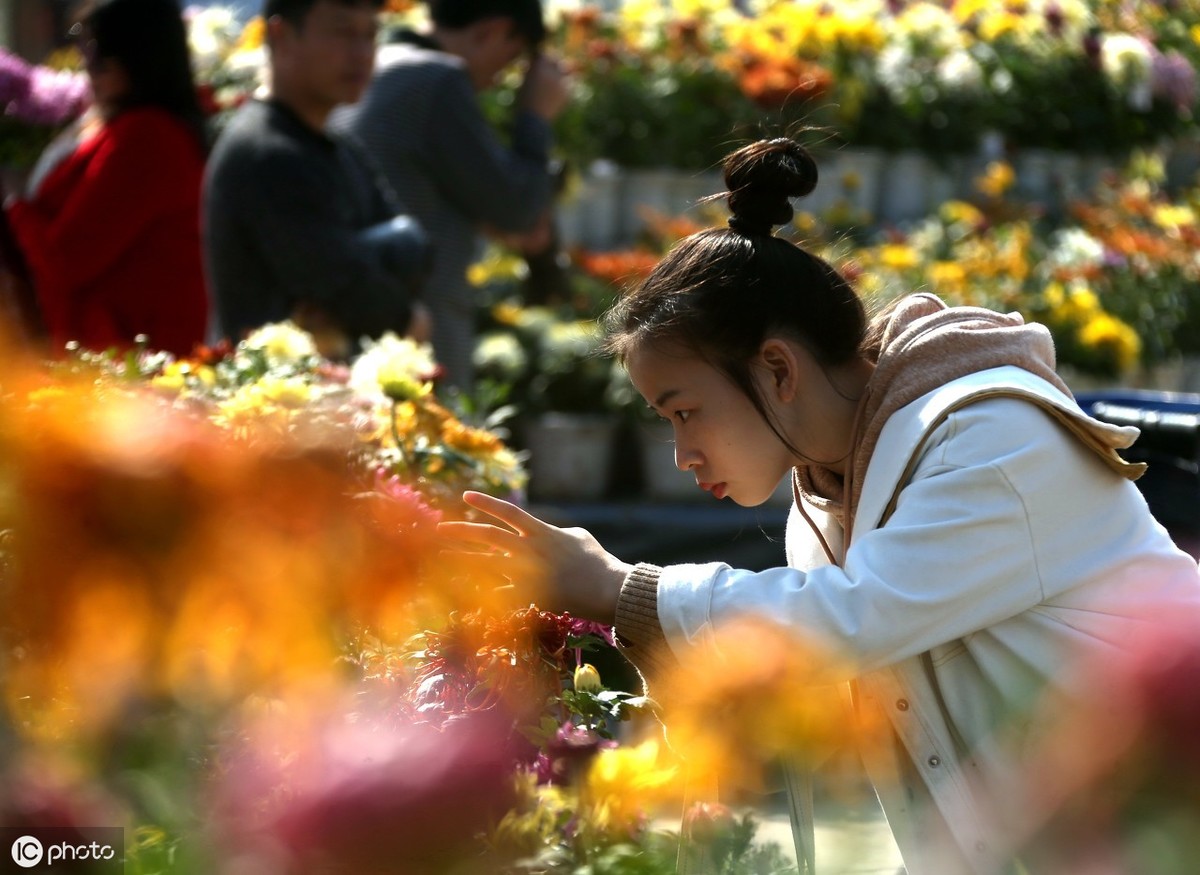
[674,410,690,423]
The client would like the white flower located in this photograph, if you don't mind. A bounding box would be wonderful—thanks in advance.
[348,333,439,402]
[187,6,241,74]
[1100,33,1155,110]
[876,44,919,103]
[243,321,318,365]
[895,2,962,55]
[1043,228,1107,273]
[936,50,984,94]
[473,332,528,382]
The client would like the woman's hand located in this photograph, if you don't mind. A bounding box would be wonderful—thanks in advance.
[438,491,633,622]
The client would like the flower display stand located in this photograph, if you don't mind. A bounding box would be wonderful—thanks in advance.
[522,412,619,501]
[638,420,796,505]
[831,147,885,221]
[637,420,703,502]
[876,151,937,224]
[557,160,624,250]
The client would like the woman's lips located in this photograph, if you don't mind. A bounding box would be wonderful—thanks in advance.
[699,481,727,499]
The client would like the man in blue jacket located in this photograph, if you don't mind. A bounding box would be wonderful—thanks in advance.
[332,0,568,389]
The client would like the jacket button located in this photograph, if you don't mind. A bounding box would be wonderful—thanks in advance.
[928,755,941,767]
[896,699,909,711]
[975,841,988,853]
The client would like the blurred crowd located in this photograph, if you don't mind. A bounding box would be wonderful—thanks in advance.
[0,0,569,394]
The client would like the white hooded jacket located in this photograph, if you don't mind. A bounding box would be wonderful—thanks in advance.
[631,367,1200,873]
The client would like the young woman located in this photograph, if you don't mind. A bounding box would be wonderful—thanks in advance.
[4,0,209,357]
[442,137,1200,873]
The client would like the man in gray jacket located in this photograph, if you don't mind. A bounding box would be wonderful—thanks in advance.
[332,0,568,390]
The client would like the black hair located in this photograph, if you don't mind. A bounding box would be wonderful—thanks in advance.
[264,0,385,29]
[427,0,546,46]
[82,0,208,151]
[603,137,867,457]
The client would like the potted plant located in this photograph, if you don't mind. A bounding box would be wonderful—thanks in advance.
[476,303,622,502]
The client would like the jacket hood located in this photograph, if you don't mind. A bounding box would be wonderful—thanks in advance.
[795,294,1143,542]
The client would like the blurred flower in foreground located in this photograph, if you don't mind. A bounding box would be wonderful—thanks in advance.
[213,705,519,875]
[1020,621,1200,873]
[0,375,441,740]
[655,617,876,800]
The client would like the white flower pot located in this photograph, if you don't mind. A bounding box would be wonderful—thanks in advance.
[833,148,884,222]
[557,160,623,250]
[638,421,798,505]
[523,413,618,501]
[877,151,933,224]
[637,420,704,502]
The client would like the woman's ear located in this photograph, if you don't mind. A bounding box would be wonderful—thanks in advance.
[756,338,802,402]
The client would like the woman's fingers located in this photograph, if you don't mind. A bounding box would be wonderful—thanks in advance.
[438,520,524,553]
[461,491,550,537]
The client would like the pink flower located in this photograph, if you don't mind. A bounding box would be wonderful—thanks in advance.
[215,710,519,875]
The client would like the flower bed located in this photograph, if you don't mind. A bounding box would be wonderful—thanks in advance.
[551,157,1200,386]
[0,325,820,873]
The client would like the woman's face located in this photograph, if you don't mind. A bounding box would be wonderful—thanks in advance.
[626,337,867,506]
[625,342,794,506]
[78,31,130,113]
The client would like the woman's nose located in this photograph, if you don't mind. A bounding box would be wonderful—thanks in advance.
[674,441,701,472]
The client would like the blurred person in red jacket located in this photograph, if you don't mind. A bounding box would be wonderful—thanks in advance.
[3,0,209,357]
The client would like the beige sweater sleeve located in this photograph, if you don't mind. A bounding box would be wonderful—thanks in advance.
[613,562,679,689]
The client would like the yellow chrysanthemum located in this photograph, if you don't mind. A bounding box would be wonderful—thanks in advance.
[441,418,504,455]
[878,243,921,271]
[976,161,1015,198]
[940,199,984,227]
[257,376,312,409]
[348,333,439,401]
[951,0,992,24]
[928,261,967,295]
[243,321,317,364]
[478,446,528,492]
[1153,204,1196,234]
[25,386,69,406]
[213,385,290,434]
[1078,312,1141,373]
[236,16,265,51]
[573,663,602,693]
[491,774,572,855]
[582,739,681,833]
[42,45,83,71]
[1046,280,1102,325]
[1043,280,1066,310]
[152,361,217,395]
[977,10,1025,42]
[467,247,528,288]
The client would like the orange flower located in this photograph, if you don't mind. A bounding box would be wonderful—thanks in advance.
[736,57,833,110]
[575,249,661,287]
[0,372,443,740]
[653,617,883,800]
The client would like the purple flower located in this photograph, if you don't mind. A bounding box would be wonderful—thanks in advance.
[568,617,616,649]
[1044,1,1065,37]
[0,49,32,107]
[8,65,89,127]
[215,710,520,874]
[535,721,617,785]
[1102,249,1128,270]
[1152,50,1197,112]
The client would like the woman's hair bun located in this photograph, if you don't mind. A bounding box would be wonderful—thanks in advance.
[723,137,818,237]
